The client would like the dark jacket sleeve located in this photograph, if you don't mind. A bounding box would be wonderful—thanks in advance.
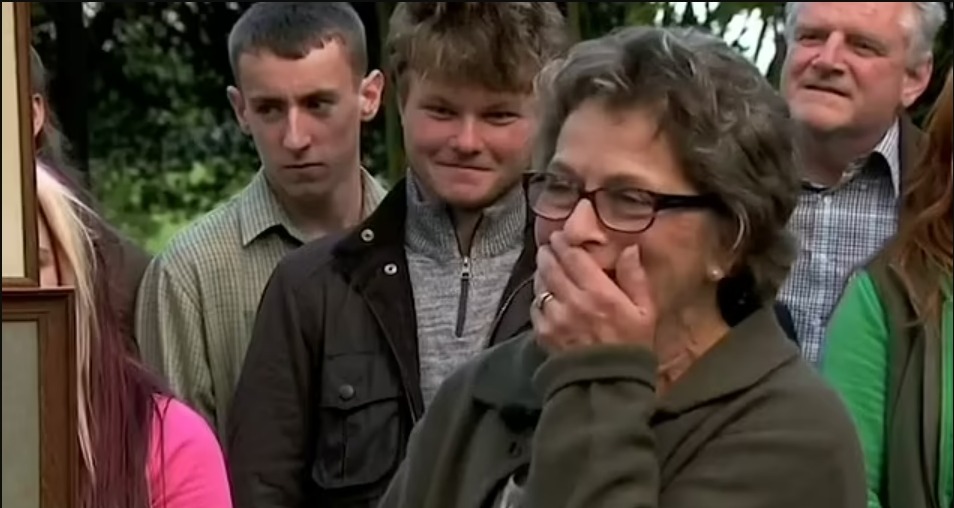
[525,346,865,508]
[525,346,659,507]
[227,261,316,508]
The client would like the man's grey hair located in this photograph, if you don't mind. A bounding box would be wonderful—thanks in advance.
[533,25,801,303]
[784,2,947,66]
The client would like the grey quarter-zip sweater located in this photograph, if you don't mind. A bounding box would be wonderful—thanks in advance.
[404,173,527,407]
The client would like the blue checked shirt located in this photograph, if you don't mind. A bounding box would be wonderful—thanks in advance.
[778,120,901,365]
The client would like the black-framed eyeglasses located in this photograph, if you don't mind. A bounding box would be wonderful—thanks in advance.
[527,172,724,233]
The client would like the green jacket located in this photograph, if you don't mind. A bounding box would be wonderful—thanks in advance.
[378,306,867,508]
[822,255,953,508]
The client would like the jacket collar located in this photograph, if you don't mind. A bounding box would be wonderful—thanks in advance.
[656,306,799,414]
[331,172,539,418]
[331,175,410,285]
[473,306,801,429]
[332,172,538,286]
[240,168,387,247]
[897,114,923,196]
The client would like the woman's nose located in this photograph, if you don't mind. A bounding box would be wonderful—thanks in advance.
[561,198,607,246]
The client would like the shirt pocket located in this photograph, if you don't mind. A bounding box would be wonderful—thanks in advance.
[312,351,403,490]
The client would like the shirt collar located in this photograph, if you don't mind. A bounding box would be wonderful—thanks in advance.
[239,168,387,247]
[804,120,902,196]
[868,119,902,196]
[238,170,302,247]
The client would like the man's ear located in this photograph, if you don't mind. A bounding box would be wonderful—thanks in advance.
[227,85,250,133]
[358,69,385,122]
[32,93,46,139]
[900,58,933,108]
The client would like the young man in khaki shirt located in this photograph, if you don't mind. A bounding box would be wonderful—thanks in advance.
[135,2,386,440]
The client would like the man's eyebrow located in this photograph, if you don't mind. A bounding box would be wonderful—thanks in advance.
[845,32,888,51]
[795,20,889,48]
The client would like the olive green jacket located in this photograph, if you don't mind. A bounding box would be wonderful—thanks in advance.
[378,306,867,508]
[824,252,952,508]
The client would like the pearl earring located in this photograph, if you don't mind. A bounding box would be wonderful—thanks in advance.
[710,268,724,281]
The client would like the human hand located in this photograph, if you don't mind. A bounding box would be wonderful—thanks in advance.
[531,232,657,354]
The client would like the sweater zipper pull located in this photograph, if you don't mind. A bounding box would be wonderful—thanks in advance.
[455,256,471,337]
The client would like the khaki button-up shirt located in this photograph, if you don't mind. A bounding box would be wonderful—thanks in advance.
[135,169,386,439]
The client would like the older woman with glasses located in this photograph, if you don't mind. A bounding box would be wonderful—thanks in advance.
[376,25,867,508]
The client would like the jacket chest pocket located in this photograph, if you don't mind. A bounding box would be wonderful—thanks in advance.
[313,352,403,490]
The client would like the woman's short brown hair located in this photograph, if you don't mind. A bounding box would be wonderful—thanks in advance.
[385,3,568,98]
[534,26,801,305]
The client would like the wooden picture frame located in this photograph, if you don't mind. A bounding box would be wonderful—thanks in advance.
[2,287,77,508]
[2,2,39,286]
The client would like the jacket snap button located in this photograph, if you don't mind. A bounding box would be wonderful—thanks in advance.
[360,229,375,242]
[384,264,398,276]
[338,384,356,401]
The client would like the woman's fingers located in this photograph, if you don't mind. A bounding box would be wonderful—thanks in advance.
[548,233,609,292]
[534,239,658,352]
[536,246,574,303]
[615,244,656,322]
[532,287,588,350]
[550,233,632,310]
[539,245,606,321]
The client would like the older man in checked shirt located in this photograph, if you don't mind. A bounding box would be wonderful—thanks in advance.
[776,2,945,363]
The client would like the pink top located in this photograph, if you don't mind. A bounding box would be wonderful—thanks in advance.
[147,397,232,508]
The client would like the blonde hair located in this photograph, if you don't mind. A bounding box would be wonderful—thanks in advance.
[35,164,98,485]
